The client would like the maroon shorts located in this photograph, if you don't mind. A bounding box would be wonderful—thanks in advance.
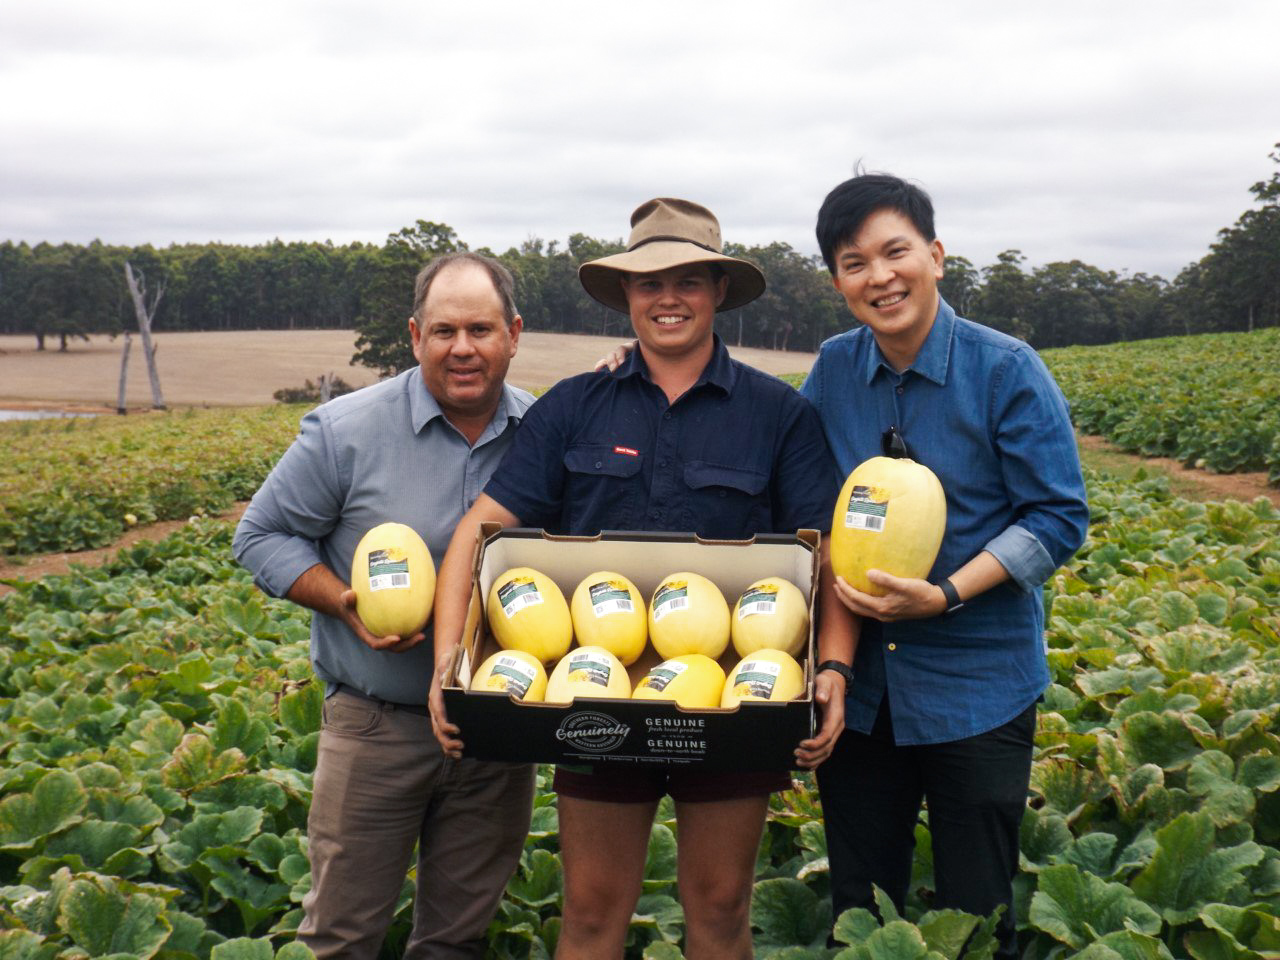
[553,764,792,803]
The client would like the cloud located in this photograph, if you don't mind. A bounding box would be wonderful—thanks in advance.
[1,0,1276,279]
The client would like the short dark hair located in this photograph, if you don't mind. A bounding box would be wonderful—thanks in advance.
[413,252,517,325]
[815,172,937,274]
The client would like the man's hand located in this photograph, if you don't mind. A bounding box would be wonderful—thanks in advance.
[833,570,947,622]
[428,648,464,758]
[336,588,426,653]
[592,339,637,372]
[795,669,845,769]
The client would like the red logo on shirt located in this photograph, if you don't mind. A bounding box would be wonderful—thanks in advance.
[613,446,639,457]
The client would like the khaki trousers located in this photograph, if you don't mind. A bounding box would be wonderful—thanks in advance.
[299,689,536,960]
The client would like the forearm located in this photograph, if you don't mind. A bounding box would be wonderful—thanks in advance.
[817,535,858,666]
[432,494,520,671]
[284,562,353,620]
[940,549,1011,606]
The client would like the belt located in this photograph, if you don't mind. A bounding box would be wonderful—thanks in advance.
[332,683,430,717]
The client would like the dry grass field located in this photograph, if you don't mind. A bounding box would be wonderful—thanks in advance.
[0,330,818,410]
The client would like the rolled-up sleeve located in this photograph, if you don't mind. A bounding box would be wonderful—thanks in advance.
[983,348,1089,589]
[232,407,344,598]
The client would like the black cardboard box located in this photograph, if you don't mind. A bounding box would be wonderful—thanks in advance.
[442,524,819,771]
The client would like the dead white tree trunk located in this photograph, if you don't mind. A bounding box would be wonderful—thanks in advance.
[319,371,334,404]
[124,262,167,410]
[116,332,132,414]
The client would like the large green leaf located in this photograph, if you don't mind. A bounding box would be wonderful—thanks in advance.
[0,769,87,851]
[210,696,270,758]
[631,893,684,946]
[1186,750,1257,827]
[643,823,677,893]
[278,682,323,737]
[162,733,248,792]
[751,878,829,950]
[210,939,274,960]
[1129,812,1265,923]
[914,910,981,960]
[0,930,58,960]
[1118,712,1205,772]
[506,848,561,908]
[1073,930,1174,960]
[1028,863,1161,948]
[44,820,144,868]
[56,874,171,959]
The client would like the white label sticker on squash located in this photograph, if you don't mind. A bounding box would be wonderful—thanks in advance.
[589,580,634,617]
[737,585,779,619]
[565,651,614,687]
[844,485,888,532]
[367,548,411,591]
[482,655,538,699]
[652,582,689,621]
[497,578,543,618]
[732,659,782,698]
[639,659,688,692]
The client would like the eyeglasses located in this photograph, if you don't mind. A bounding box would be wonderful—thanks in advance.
[881,426,910,459]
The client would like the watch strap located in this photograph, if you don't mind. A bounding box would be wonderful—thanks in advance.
[938,578,964,615]
[815,660,855,684]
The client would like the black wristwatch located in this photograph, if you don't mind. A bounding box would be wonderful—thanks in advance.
[937,578,965,616]
[816,660,855,684]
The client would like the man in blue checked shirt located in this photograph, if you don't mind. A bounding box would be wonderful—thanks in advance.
[801,172,1089,957]
[233,252,536,959]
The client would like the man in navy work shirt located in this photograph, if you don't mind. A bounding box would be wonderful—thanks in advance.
[234,253,536,959]
[801,172,1089,957]
[430,198,850,960]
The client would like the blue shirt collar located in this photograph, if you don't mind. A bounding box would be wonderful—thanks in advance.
[409,369,526,437]
[616,332,737,395]
[865,297,955,387]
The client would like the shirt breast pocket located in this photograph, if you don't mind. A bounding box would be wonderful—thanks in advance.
[681,461,770,538]
[562,444,643,533]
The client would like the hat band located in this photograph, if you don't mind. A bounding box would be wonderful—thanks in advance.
[628,234,721,254]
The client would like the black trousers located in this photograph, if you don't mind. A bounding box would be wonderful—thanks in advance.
[816,697,1036,960]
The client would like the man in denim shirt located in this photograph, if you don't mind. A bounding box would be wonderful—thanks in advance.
[801,173,1089,956]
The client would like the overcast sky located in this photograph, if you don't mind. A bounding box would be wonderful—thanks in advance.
[2,1,1276,280]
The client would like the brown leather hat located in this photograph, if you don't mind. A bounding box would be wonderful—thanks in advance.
[579,198,766,314]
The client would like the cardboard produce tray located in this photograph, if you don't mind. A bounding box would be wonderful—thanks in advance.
[442,524,819,771]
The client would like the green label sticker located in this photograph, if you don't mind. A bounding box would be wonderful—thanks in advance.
[565,651,615,687]
[639,659,688,692]
[844,485,888,532]
[589,580,634,617]
[737,585,779,619]
[652,582,689,622]
[482,655,537,698]
[367,548,410,591]
[497,578,543,618]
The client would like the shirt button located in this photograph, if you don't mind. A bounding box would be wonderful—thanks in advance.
[895,386,904,396]
[663,412,672,420]
[659,459,667,467]
[594,461,603,469]
[887,643,897,651]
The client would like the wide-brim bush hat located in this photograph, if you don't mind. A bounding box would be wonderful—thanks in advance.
[579,197,766,314]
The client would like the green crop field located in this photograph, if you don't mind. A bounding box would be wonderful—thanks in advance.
[0,406,304,561]
[2,463,1278,959]
[3,330,1280,958]
[1042,328,1280,487]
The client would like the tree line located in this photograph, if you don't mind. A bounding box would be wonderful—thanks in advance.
[1,144,1276,373]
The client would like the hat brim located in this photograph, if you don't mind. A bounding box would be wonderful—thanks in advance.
[579,241,766,314]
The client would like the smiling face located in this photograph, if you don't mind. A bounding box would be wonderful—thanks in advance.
[410,262,521,427]
[620,263,728,362]
[831,208,945,369]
